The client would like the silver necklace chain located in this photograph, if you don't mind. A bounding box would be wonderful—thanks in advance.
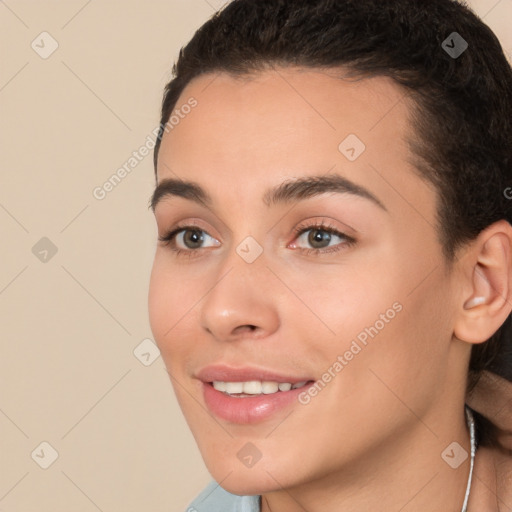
[461,405,477,512]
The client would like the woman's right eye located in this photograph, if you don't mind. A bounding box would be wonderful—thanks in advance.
[158,226,220,257]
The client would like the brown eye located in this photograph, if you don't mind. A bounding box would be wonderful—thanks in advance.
[307,229,333,249]
[181,229,205,249]
[158,225,220,256]
[291,222,356,255]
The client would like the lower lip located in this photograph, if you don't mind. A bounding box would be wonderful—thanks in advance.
[202,382,313,424]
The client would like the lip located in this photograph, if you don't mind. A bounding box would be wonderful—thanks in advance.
[197,364,315,424]
[196,364,312,384]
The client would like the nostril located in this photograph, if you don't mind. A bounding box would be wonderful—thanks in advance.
[235,325,257,334]
[242,325,257,332]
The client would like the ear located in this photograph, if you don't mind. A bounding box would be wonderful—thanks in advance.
[453,220,512,344]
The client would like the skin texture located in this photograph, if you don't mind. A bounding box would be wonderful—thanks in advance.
[148,68,512,511]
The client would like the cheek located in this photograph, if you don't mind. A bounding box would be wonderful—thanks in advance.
[284,256,388,317]
[148,257,168,340]
[148,254,207,377]
[352,272,455,409]
[148,255,185,355]
[303,266,401,350]
[314,259,451,394]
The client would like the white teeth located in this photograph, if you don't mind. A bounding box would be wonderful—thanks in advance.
[213,381,226,392]
[224,382,244,394]
[243,381,262,394]
[212,380,308,395]
[262,381,279,394]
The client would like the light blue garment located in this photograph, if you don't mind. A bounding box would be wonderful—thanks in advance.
[186,480,260,512]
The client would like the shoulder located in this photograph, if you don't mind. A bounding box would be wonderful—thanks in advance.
[185,480,261,512]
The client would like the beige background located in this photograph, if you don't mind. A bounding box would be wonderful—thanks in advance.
[0,1,511,511]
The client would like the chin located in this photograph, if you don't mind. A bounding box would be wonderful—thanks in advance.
[201,450,305,496]
[208,469,282,496]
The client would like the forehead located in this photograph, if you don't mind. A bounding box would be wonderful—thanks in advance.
[156,67,436,225]
[159,68,410,168]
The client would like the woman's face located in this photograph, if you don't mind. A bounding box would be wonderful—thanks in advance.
[148,68,467,494]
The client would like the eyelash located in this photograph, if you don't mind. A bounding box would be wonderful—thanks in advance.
[158,220,356,258]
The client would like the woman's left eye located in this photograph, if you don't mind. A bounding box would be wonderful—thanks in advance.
[290,222,356,255]
[158,221,356,257]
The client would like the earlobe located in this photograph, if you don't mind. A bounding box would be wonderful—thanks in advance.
[453,222,512,345]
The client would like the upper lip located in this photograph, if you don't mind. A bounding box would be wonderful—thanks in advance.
[196,364,313,384]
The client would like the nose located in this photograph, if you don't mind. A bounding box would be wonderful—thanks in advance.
[199,244,281,343]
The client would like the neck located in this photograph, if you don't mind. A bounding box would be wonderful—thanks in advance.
[261,404,472,512]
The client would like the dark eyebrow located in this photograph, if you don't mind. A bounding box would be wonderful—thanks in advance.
[150,174,387,212]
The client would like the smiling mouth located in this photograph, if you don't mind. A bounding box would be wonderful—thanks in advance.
[209,380,314,397]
